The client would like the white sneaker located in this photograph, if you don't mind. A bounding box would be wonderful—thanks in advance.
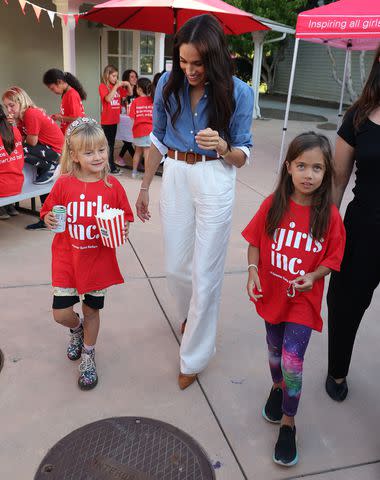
[131,171,142,179]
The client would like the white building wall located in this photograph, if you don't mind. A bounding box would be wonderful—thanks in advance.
[273,38,375,105]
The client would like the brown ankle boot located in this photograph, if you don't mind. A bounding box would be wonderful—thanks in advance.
[180,319,187,335]
[178,372,197,390]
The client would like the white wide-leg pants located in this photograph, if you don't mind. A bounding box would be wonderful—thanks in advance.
[160,156,236,374]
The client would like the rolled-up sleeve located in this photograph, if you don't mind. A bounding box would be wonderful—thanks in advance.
[230,80,254,163]
[152,73,169,147]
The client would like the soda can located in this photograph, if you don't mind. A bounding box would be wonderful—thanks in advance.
[52,205,66,233]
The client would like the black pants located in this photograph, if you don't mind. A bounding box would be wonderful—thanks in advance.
[23,143,59,170]
[327,201,380,378]
[119,141,135,159]
[24,143,59,206]
[102,124,117,171]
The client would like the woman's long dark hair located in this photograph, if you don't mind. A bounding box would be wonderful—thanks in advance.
[266,132,334,241]
[122,69,138,97]
[348,44,380,130]
[0,105,15,155]
[163,14,235,146]
[43,68,87,100]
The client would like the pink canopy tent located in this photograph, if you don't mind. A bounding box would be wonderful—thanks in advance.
[279,0,380,168]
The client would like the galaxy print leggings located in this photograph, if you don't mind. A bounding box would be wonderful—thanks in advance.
[265,321,312,417]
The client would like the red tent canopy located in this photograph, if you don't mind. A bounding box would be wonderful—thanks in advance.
[296,0,380,50]
[83,0,269,35]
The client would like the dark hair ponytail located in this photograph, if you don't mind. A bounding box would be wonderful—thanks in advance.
[137,77,153,99]
[0,105,15,155]
[43,68,87,100]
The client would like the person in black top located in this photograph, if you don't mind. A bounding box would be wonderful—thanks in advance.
[326,45,380,402]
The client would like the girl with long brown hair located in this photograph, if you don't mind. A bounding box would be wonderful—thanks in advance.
[242,132,345,466]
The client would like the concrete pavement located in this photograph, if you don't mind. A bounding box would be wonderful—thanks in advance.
[1,100,379,480]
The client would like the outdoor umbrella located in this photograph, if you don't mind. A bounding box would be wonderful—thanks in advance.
[82,0,269,35]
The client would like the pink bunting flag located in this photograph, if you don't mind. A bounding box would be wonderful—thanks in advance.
[74,14,79,25]
[47,10,55,27]
[18,0,26,14]
[32,4,41,21]
[61,14,68,25]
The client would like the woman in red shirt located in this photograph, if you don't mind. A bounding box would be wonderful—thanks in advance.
[98,65,131,176]
[129,78,153,179]
[242,132,345,467]
[2,86,64,229]
[43,68,86,134]
[0,105,24,219]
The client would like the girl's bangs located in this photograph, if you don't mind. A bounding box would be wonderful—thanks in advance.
[72,127,107,152]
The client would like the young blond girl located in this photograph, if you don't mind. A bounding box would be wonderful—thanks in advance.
[41,118,134,390]
[128,77,153,179]
[242,132,346,466]
[99,65,131,175]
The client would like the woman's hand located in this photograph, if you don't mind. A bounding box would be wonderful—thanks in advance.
[43,211,57,230]
[247,269,263,301]
[135,190,151,222]
[291,273,315,292]
[122,221,130,241]
[195,128,226,152]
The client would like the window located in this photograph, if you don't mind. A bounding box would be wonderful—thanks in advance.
[106,30,133,73]
[140,32,155,75]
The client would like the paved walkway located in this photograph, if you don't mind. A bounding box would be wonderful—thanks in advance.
[1,101,379,479]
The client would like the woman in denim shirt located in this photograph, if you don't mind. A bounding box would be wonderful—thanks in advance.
[136,14,254,389]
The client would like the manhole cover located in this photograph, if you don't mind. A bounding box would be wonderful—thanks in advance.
[35,417,216,480]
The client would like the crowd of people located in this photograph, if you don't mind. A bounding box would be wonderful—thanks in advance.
[0,63,157,227]
[1,12,379,469]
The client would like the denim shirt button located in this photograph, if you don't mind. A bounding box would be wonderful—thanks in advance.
[194,113,198,117]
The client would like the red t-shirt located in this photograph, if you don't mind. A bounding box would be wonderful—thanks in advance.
[60,88,85,134]
[242,195,346,332]
[99,83,121,125]
[40,175,134,294]
[19,107,64,154]
[0,127,24,197]
[129,96,153,138]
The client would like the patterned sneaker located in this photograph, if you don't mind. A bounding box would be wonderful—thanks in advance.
[273,425,298,467]
[262,387,283,423]
[78,349,98,390]
[67,324,84,361]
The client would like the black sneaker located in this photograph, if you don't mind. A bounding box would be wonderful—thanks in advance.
[110,167,122,176]
[273,425,298,467]
[262,387,283,423]
[25,219,47,230]
[34,164,56,185]
[325,375,348,402]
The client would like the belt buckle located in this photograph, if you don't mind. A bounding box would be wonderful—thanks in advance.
[184,151,197,165]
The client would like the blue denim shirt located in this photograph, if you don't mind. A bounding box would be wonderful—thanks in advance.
[151,72,254,160]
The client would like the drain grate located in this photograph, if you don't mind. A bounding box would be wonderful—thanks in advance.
[35,417,216,480]
[0,349,3,374]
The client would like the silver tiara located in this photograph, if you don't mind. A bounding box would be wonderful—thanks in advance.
[66,117,98,139]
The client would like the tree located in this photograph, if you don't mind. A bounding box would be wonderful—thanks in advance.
[227,0,308,91]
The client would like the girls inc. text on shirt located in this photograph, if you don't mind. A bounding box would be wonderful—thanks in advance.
[67,193,109,241]
[271,222,323,276]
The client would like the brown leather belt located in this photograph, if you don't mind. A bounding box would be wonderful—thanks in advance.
[167,148,217,164]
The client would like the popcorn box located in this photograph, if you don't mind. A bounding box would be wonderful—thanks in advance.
[95,208,125,248]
